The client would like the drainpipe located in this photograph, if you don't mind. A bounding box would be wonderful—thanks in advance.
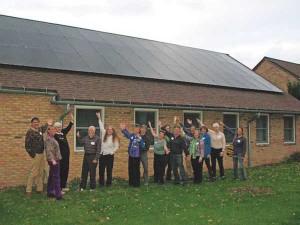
[247,113,261,168]
[58,104,71,124]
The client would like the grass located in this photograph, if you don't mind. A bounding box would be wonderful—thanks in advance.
[1,162,300,225]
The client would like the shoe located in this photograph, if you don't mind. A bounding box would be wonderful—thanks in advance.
[36,191,46,195]
[242,178,247,181]
[221,176,226,180]
[212,177,216,182]
[56,196,63,200]
[144,182,149,186]
[26,192,32,197]
[62,188,69,192]
[182,182,188,187]
[61,191,65,195]
[47,193,55,198]
[173,182,180,185]
[90,189,95,192]
[80,188,85,191]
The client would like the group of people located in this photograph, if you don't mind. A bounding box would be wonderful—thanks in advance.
[25,113,247,200]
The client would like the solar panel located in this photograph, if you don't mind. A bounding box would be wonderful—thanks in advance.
[0,15,283,93]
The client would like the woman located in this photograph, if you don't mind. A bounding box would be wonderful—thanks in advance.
[54,113,73,192]
[199,126,213,182]
[121,123,145,187]
[220,121,247,180]
[149,121,169,184]
[159,121,172,181]
[96,112,120,187]
[197,119,226,181]
[45,125,62,200]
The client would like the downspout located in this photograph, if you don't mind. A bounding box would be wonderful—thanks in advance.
[58,104,71,123]
[247,113,261,168]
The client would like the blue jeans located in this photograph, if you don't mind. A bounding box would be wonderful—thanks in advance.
[233,154,247,179]
[171,154,187,183]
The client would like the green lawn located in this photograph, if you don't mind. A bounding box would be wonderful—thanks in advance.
[1,162,300,225]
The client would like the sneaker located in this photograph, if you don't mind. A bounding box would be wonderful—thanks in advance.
[80,188,85,192]
[26,192,32,197]
[61,191,65,195]
[212,177,216,182]
[90,189,95,192]
[221,176,226,180]
[144,182,149,186]
[62,188,69,192]
[47,193,55,198]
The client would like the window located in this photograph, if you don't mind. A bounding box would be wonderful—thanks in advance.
[183,111,203,129]
[75,106,104,151]
[134,109,158,145]
[256,114,269,144]
[284,115,295,143]
[223,113,239,143]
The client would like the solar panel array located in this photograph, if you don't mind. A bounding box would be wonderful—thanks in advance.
[0,15,282,93]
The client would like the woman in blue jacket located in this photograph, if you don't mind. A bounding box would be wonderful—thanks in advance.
[120,123,145,187]
[199,126,213,182]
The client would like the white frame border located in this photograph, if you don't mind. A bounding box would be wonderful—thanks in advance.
[283,115,296,144]
[256,113,270,145]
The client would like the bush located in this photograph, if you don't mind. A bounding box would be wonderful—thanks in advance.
[283,152,300,163]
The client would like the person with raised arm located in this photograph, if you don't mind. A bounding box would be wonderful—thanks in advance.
[25,117,52,197]
[54,113,74,192]
[77,126,101,191]
[45,125,63,200]
[197,119,226,181]
[96,112,120,187]
[159,121,172,181]
[219,121,247,180]
[120,123,145,187]
[148,121,170,184]
[140,124,151,186]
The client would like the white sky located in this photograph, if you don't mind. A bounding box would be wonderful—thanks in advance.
[1,0,299,68]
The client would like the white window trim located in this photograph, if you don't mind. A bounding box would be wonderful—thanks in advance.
[223,112,239,144]
[134,108,159,148]
[284,115,295,144]
[256,114,269,145]
[74,105,105,152]
[182,110,203,124]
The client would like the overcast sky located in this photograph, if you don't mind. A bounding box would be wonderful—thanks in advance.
[1,0,299,68]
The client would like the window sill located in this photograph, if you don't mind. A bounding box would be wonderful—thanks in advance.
[284,142,296,145]
[256,143,270,147]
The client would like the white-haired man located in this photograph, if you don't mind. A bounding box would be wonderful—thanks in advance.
[77,126,101,191]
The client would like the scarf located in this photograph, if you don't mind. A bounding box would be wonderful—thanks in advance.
[190,138,198,159]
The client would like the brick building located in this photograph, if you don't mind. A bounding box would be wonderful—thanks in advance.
[1,15,300,188]
[253,57,300,92]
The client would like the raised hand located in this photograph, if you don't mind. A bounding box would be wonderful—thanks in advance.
[158,120,162,127]
[76,131,80,138]
[69,113,74,121]
[173,116,177,123]
[187,118,192,125]
[120,123,126,130]
[47,118,53,125]
[96,112,101,119]
[196,118,203,125]
[219,120,224,126]
[148,121,152,127]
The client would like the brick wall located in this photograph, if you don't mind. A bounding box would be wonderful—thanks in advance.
[0,93,299,188]
[254,60,298,92]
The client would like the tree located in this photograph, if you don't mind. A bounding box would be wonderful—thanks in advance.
[287,80,300,100]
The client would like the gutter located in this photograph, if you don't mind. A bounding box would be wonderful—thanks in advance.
[50,96,300,115]
[247,113,261,168]
[1,87,299,114]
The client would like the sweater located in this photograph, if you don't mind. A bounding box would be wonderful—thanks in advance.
[54,121,73,155]
[98,119,119,155]
[169,135,189,156]
[223,125,247,157]
[208,129,226,151]
[201,133,211,158]
[45,135,62,161]
[77,135,101,160]
[25,124,48,158]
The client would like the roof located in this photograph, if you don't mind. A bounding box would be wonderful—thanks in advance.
[0,15,282,93]
[1,67,300,113]
[253,57,300,79]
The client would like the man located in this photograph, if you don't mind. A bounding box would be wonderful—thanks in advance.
[25,117,52,197]
[169,125,191,186]
[121,123,145,188]
[77,126,101,191]
[140,125,151,186]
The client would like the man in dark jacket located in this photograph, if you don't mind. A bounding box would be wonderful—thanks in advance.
[169,126,191,186]
[25,117,52,197]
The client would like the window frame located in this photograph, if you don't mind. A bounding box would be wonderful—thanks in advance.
[223,112,239,144]
[134,108,159,146]
[182,110,203,128]
[74,105,105,152]
[256,114,269,145]
[283,115,295,144]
